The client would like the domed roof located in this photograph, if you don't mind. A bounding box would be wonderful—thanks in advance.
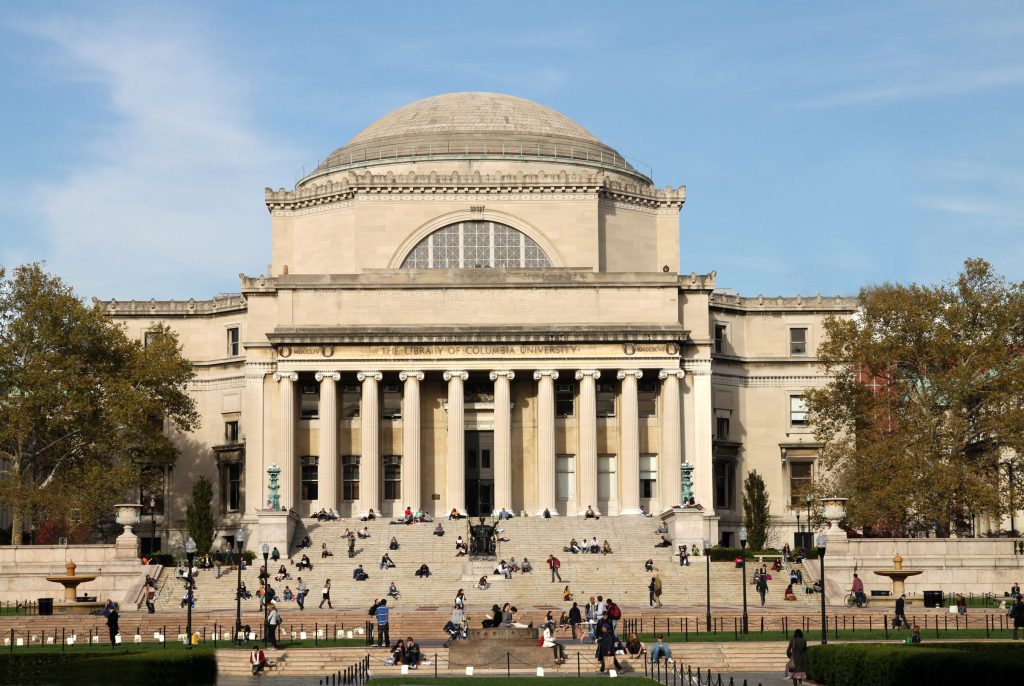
[307,92,646,183]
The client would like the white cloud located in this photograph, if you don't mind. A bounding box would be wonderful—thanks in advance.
[12,12,287,299]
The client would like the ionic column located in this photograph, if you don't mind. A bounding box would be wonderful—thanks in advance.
[272,371,298,511]
[357,371,382,516]
[315,372,340,511]
[533,370,559,515]
[617,369,643,515]
[490,370,515,515]
[659,369,685,509]
[243,364,269,515]
[399,371,424,512]
[575,370,601,515]
[684,360,714,511]
[444,370,469,515]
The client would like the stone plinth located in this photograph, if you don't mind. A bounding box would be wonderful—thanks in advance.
[661,507,719,548]
[256,509,300,554]
[449,626,555,668]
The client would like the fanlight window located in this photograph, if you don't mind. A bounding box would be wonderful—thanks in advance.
[402,221,552,269]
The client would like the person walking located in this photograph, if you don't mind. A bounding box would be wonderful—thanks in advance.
[596,624,621,673]
[106,603,120,648]
[296,577,307,611]
[654,576,663,607]
[376,598,391,648]
[319,579,332,609]
[266,601,281,649]
[757,571,769,606]
[547,554,562,583]
[894,594,909,629]
[568,601,582,640]
[649,577,657,607]
[145,585,156,614]
[786,628,808,685]
[1010,595,1024,640]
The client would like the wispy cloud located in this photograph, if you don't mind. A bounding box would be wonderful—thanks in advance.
[9,11,286,299]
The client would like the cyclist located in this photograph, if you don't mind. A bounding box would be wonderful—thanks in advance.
[850,573,866,608]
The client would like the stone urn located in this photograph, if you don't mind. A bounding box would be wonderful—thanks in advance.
[113,503,142,541]
[820,497,848,525]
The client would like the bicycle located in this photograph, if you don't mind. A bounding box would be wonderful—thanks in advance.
[845,592,867,608]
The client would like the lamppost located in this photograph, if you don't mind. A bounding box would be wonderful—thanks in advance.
[262,542,270,648]
[805,494,813,533]
[816,532,827,644]
[796,511,801,534]
[149,496,157,556]
[184,537,197,650]
[234,529,245,645]
[739,527,749,634]
[703,537,712,631]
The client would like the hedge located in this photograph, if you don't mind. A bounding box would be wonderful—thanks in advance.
[0,650,216,685]
[806,642,1024,686]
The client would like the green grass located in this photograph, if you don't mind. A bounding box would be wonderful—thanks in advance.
[0,647,217,685]
[372,678,657,686]
[634,628,1012,643]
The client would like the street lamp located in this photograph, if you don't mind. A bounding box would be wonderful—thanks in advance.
[816,532,827,644]
[262,542,270,648]
[184,537,197,650]
[796,511,801,534]
[149,496,157,556]
[703,538,712,631]
[739,527,749,634]
[234,529,245,645]
[805,494,813,533]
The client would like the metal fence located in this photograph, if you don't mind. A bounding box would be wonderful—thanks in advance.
[319,654,370,686]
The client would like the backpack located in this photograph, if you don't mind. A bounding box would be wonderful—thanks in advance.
[609,603,621,620]
[369,603,379,616]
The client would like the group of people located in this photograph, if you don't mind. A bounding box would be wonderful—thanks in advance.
[311,508,340,521]
[565,537,612,554]
[395,506,433,524]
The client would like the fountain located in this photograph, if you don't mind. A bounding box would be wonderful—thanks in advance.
[46,561,96,602]
[873,553,923,598]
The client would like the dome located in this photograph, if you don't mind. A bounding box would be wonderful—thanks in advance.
[306,92,646,183]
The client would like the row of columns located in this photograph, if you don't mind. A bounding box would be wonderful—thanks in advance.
[264,365,703,517]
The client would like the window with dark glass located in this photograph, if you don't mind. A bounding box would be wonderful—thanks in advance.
[596,383,616,418]
[713,460,735,510]
[790,328,807,355]
[341,385,361,418]
[342,455,360,500]
[790,396,808,427]
[714,324,726,354]
[401,221,552,269]
[300,383,319,419]
[227,327,240,356]
[382,384,401,419]
[638,380,657,418]
[383,456,401,500]
[227,463,241,511]
[789,461,813,506]
[555,382,575,418]
[715,416,730,440]
[225,420,239,443]
[301,456,318,501]
[640,453,657,499]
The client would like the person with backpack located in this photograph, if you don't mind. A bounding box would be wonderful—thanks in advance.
[568,601,582,640]
[266,601,281,649]
[596,624,621,672]
[606,598,622,632]
[367,598,380,643]
[547,554,562,583]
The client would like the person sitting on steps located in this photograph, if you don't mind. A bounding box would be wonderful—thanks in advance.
[584,505,599,520]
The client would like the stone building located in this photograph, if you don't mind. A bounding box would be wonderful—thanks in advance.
[99,92,856,552]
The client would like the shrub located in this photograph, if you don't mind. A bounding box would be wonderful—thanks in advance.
[0,651,216,685]
[806,643,1024,686]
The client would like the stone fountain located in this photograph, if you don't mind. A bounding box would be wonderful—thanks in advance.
[45,561,104,613]
[874,553,923,598]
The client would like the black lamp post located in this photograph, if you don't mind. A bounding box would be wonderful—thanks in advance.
[184,537,197,650]
[262,542,270,648]
[796,511,801,534]
[149,496,157,556]
[234,528,245,645]
[739,527,749,634]
[817,532,827,644]
[704,537,712,631]
[805,494,813,533]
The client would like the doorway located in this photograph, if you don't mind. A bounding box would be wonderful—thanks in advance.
[465,430,494,517]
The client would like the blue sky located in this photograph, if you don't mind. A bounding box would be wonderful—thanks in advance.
[0,1,1022,300]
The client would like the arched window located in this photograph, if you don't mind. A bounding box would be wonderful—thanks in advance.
[401,221,552,269]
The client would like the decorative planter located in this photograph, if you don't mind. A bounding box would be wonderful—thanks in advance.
[820,497,848,524]
[113,503,142,539]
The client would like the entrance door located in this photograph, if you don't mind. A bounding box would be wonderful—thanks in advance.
[465,431,494,517]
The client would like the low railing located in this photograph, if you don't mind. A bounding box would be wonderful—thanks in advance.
[319,654,370,686]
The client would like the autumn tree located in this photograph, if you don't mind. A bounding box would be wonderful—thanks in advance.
[806,259,1024,535]
[742,470,771,550]
[0,263,199,541]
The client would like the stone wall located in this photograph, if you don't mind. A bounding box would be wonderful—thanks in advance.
[0,544,149,606]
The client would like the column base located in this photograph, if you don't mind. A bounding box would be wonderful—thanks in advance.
[618,507,644,516]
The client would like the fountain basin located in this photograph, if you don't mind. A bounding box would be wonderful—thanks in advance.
[873,553,923,599]
[45,561,97,603]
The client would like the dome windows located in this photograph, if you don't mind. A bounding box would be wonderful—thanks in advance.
[401,221,552,269]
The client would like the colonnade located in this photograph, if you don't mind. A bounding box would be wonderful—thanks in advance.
[249,362,712,518]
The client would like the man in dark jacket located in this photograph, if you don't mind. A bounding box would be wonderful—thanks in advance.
[106,605,120,648]
[895,594,909,629]
[1011,596,1024,640]
[596,625,621,672]
[568,601,582,640]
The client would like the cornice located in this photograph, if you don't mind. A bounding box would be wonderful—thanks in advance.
[95,294,247,318]
[710,291,858,313]
[186,375,245,391]
[712,372,831,388]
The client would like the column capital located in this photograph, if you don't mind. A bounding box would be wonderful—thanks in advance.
[272,371,298,382]
[574,369,602,381]
[357,371,383,382]
[682,359,712,376]
[658,369,686,380]
[315,371,341,383]
[443,370,469,382]
[616,369,644,380]
[533,370,560,381]
[399,370,425,382]
[489,370,516,381]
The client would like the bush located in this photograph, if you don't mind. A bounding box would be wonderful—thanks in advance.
[0,651,216,685]
[147,552,175,567]
[707,546,782,562]
[806,643,1024,686]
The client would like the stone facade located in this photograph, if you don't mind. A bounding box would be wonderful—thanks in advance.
[98,92,859,552]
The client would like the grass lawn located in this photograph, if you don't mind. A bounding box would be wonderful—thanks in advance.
[372,679,657,686]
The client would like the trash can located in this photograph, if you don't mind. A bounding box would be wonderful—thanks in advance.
[923,590,943,608]
[38,598,54,616]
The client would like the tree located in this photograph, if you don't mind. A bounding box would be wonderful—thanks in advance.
[806,259,1024,535]
[0,263,199,540]
[186,476,215,554]
[742,470,771,550]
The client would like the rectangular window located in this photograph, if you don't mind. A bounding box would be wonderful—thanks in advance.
[300,382,319,419]
[716,416,730,440]
[713,460,735,510]
[789,461,813,506]
[143,330,161,348]
[383,455,401,500]
[790,395,808,427]
[640,453,657,499]
[227,327,240,356]
[227,463,241,511]
[596,383,616,418]
[382,384,401,420]
[301,456,318,501]
[341,385,361,418]
[597,454,617,502]
[714,324,726,354]
[225,420,239,443]
[790,328,808,356]
[555,382,575,418]
[556,454,575,500]
[638,380,657,418]
[342,455,360,500]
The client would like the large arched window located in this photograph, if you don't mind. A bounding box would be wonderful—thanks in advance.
[401,221,552,269]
